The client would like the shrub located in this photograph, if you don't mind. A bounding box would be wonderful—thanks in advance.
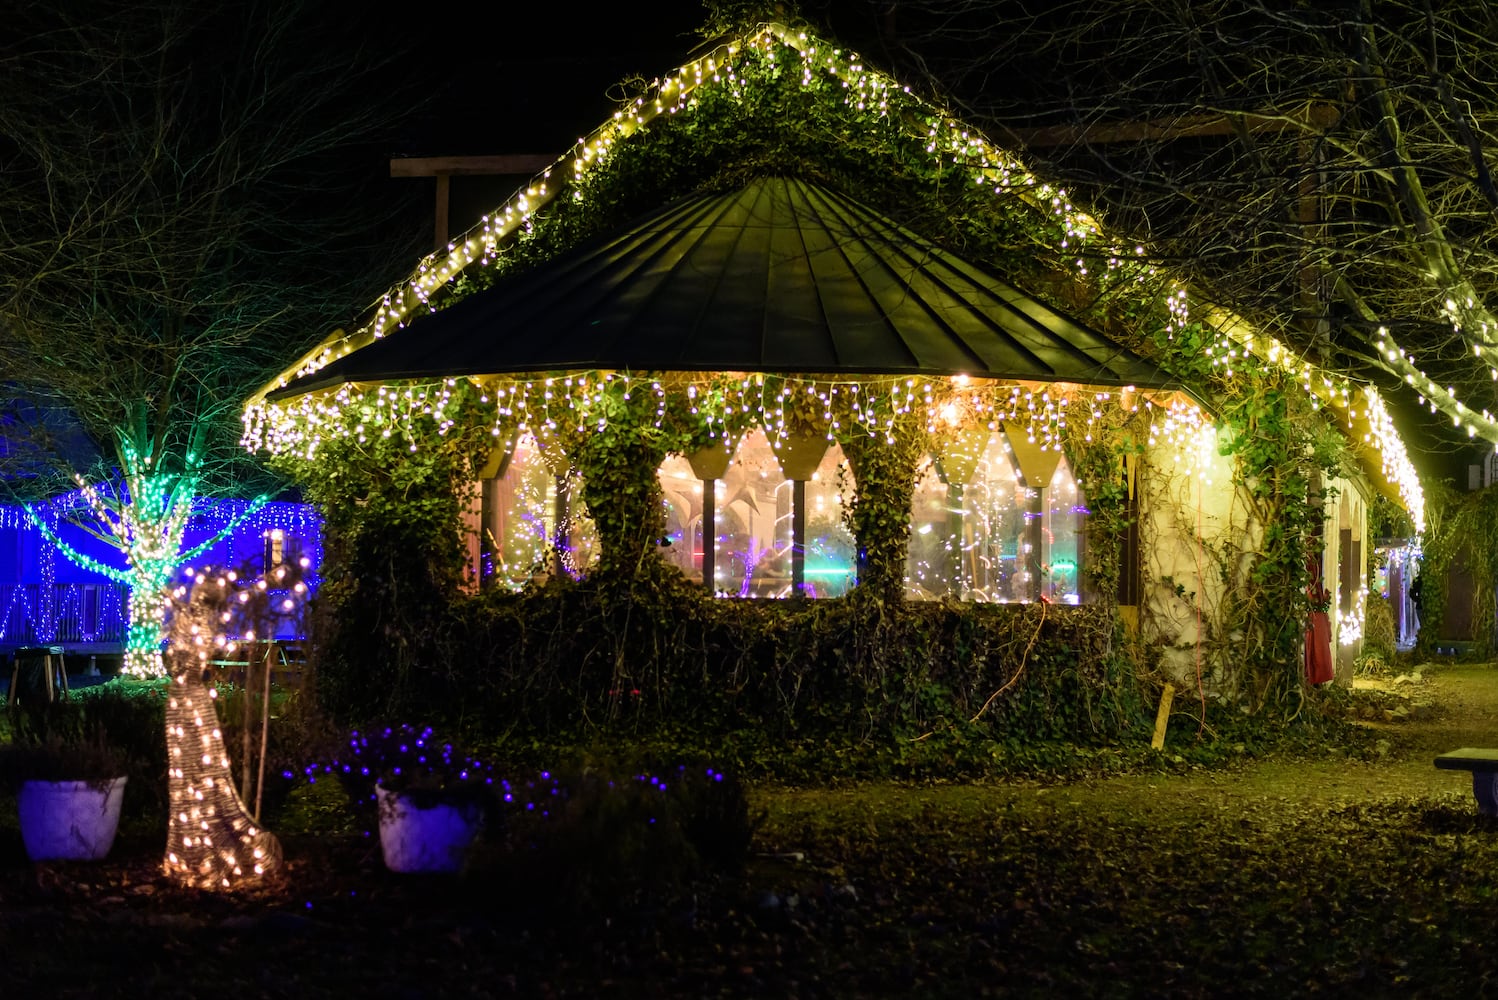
[5,681,167,817]
[1363,594,1398,667]
[0,731,126,790]
[498,761,761,917]
[299,723,501,821]
[371,582,1147,753]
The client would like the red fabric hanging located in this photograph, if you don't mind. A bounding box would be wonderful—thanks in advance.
[1305,554,1334,685]
[1305,610,1334,685]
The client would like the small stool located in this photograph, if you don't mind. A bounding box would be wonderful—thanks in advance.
[8,645,69,705]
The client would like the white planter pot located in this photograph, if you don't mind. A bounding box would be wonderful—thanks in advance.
[376,784,484,874]
[18,776,128,861]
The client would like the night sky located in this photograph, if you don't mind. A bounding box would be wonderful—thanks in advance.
[379,2,885,238]
[320,1,1483,480]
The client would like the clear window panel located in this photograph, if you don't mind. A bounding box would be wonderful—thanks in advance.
[717,430,793,597]
[802,443,856,598]
[905,457,955,599]
[480,432,596,591]
[657,454,703,584]
[906,434,1041,602]
[1041,455,1086,605]
[969,435,1033,602]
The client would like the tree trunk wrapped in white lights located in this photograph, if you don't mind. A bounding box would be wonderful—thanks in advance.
[162,570,292,889]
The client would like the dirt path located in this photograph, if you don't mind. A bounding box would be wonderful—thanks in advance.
[748,664,1498,997]
[765,662,1498,834]
[1054,661,1498,817]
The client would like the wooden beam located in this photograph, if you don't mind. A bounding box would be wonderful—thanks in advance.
[389,154,558,177]
[999,104,1339,148]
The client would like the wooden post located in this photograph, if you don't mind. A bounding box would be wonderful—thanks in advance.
[255,643,273,822]
[389,154,558,257]
[1151,682,1176,750]
[552,475,570,578]
[479,477,501,587]
[434,174,450,252]
[240,651,254,804]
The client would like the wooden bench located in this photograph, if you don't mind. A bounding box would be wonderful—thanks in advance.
[1435,748,1498,815]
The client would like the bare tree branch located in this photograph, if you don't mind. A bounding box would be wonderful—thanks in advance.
[848,0,1498,455]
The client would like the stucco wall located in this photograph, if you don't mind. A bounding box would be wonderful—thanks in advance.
[1137,424,1250,694]
[1137,430,1371,693]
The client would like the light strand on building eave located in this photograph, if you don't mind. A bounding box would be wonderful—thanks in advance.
[246,23,1102,404]
[241,21,1425,530]
[1182,297,1426,532]
[243,371,1226,484]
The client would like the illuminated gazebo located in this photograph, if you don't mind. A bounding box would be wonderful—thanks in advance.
[262,174,1182,600]
[246,20,1423,704]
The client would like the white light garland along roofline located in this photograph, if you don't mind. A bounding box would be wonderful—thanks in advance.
[242,20,1425,531]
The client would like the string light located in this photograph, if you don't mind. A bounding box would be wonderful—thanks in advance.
[242,20,1423,534]
[1,495,321,662]
[1338,586,1368,647]
[161,559,309,890]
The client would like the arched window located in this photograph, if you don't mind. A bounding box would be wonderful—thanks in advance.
[906,432,1087,603]
[472,432,596,591]
[658,429,855,597]
[657,454,703,581]
[1041,456,1085,605]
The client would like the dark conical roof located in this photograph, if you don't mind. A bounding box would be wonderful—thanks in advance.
[271,176,1174,399]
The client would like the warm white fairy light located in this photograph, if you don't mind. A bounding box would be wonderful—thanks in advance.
[241,20,1424,532]
[245,370,1186,471]
[1338,586,1367,646]
[1198,310,1425,531]
[160,565,302,889]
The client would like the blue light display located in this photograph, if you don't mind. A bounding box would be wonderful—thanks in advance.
[0,494,322,649]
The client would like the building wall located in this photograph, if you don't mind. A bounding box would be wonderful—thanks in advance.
[1324,474,1369,681]
[1137,423,1249,693]
[1137,436,1372,692]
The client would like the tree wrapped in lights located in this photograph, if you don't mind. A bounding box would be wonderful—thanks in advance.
[160,561,308,889]
[26,435,266,676]
[0,1,421,675]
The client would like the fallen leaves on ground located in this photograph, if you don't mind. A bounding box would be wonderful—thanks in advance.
[6,662,1498,997]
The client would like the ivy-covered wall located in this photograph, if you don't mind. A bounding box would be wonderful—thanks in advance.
[1138,325,1352,712]
[269,375,1156,734]
[271,409,490,720]
[254,16,1405,734]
